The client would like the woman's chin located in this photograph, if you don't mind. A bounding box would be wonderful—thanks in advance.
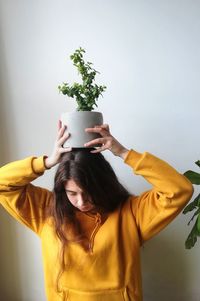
[78,206,94,212]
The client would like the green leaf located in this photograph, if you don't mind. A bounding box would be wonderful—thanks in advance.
[185,218,200,249]
[197,214,200,233]
[185,231,197,249]
[195,160,200,168]
[184,170,200,184]
[183,193,200,214]
[188,208,200,225]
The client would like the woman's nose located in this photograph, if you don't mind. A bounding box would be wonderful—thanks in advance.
[77,193,86,206]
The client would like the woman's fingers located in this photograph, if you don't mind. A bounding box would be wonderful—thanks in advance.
[85,126,109,138]
[89,145,108,153]
[57,122,71,147]
[94,124,110,131]
[60,146,72,153]
[84,124,113,152]
[57,125,66,140]
[46,123,72,168]
[84,137,105,148]
[58,132,70,147]
[58,120,62,130]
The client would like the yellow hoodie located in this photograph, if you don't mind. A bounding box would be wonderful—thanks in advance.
[0,150,193,301]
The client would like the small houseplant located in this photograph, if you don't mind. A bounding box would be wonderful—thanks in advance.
[58,47,106,147]
[183,160,200,249]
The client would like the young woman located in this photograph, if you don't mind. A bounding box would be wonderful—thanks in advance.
[0,123,193,301]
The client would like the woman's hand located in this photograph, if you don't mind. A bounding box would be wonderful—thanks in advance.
[44,121,72,169]
[84,124,129,159]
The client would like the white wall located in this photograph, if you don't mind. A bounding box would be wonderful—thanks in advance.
[0,0,199,300]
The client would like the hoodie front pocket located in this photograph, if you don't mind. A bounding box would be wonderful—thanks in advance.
[63,286,132,301]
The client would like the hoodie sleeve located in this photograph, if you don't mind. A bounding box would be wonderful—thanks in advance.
[0,156,53,235]
[124,150,194,243]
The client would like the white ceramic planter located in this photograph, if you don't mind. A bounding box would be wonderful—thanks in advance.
[61,111,103,148]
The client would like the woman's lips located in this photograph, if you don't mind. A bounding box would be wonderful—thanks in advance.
[78,205,94,212]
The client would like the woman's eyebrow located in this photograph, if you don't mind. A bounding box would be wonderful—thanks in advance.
[65,189,76,193]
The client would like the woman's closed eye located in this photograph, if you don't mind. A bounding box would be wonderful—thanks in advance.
[65,190,77,196]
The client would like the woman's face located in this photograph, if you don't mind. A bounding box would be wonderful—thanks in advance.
[64,179,95,212]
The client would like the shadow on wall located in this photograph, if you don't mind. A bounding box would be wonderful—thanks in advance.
[141,231,196,301]
[0,27,23,301]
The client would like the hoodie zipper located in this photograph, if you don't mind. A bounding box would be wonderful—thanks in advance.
[88,213,101,253]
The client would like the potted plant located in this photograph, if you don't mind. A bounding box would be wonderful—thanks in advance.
[183,160,200,249]
[58,47,106,147]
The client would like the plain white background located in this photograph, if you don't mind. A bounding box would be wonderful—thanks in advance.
[0,0,199,300]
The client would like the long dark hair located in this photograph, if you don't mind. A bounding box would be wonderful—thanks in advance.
[52,148,130,291]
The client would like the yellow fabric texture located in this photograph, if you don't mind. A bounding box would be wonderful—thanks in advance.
[0,150,193,301]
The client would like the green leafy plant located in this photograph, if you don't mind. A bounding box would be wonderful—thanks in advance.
[58,47,106,111]
[183,160,200,249]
